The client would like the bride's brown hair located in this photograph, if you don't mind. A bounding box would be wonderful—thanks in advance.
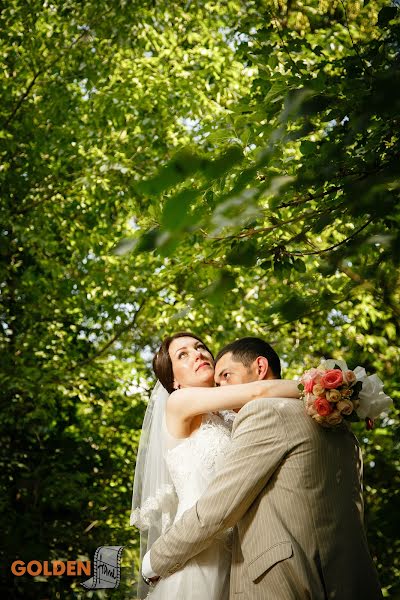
[153,332,214,393]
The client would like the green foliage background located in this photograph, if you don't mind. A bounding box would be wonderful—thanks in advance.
[1,1,399,598]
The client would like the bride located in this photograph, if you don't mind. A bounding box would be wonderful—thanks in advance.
[130,332,299,599]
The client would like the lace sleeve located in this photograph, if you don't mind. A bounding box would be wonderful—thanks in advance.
[130,483,177,531]
[218,410,237,431]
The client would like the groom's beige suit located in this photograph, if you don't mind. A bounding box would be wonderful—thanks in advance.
[150,397,382,599]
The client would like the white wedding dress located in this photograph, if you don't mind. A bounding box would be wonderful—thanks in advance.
[147,411,234,600]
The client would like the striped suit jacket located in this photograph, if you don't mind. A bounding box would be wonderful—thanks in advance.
[150,397,382,599]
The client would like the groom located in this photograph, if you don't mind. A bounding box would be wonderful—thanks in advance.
[142,337,382,599]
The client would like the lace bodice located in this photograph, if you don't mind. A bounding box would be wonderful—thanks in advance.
[164,412,234,518]
[130,410,236,531]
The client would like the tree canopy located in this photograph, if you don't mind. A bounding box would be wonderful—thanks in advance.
[1,1,399,598]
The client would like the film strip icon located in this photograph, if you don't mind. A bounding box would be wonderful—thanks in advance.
[81,546,125,590]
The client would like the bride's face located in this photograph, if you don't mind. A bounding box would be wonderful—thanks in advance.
[169,336,215,390]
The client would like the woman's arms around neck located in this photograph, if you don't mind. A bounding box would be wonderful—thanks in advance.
[166,379,299,438]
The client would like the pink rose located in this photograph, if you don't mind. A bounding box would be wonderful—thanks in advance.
[304,379,315,393]
[301,368,320,387]
[321,369,343,389]
[313,373,323,385]
[314,396,333,417]
[307,368,320,379]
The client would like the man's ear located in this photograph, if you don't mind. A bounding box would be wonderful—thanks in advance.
[255,356,269,380]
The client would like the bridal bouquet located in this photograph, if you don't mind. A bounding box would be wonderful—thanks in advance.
[299,359,392,429]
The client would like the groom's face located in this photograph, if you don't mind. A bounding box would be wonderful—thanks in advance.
[214,352,256,386]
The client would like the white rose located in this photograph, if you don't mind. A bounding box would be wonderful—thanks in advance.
[312,384,325,397]
[325,410,343,426]
[337,400,354,416]
[306,404,317,416]
[327,389,341,403]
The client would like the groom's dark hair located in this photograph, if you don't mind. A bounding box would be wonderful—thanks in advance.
[215,337,281,379]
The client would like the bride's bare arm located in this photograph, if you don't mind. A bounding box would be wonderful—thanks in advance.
[167,379,299,422]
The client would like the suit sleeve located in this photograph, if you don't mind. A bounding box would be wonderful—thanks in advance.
[150,397,289,577]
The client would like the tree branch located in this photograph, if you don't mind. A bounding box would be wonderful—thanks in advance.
[206,204,341,243]
[66,298,146,371]
[292,218,374,256]
[263,294,351,332]
[276,151,400,210]
[4,71,42,128]
[4,7,114,128]
[339,0,373,76]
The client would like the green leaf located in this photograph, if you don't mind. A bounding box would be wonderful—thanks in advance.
[292,258,307,273]
[273,294,312,321]
[204,190,216,209]
[202,146,243,179]
[260,259,272,270]
[203,270,236,304]
[161,189,200,231]
[377,6,397,27]
[135,228,160,253]
[136,150,206,195]
[157,231,181,258]
[352,381,363,395]
[273,259,289,274]
[268,55,278,69]
[312,213,332,234]
[226,240,258,266]
[298,93,332,116]
[207,129,235,142]
[346,412,360,423]
[300,140,315,155]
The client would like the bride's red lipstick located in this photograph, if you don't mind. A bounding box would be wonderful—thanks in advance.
[196,361,211,371]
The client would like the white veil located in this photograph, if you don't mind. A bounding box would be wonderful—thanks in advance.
[130,381,178,597]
